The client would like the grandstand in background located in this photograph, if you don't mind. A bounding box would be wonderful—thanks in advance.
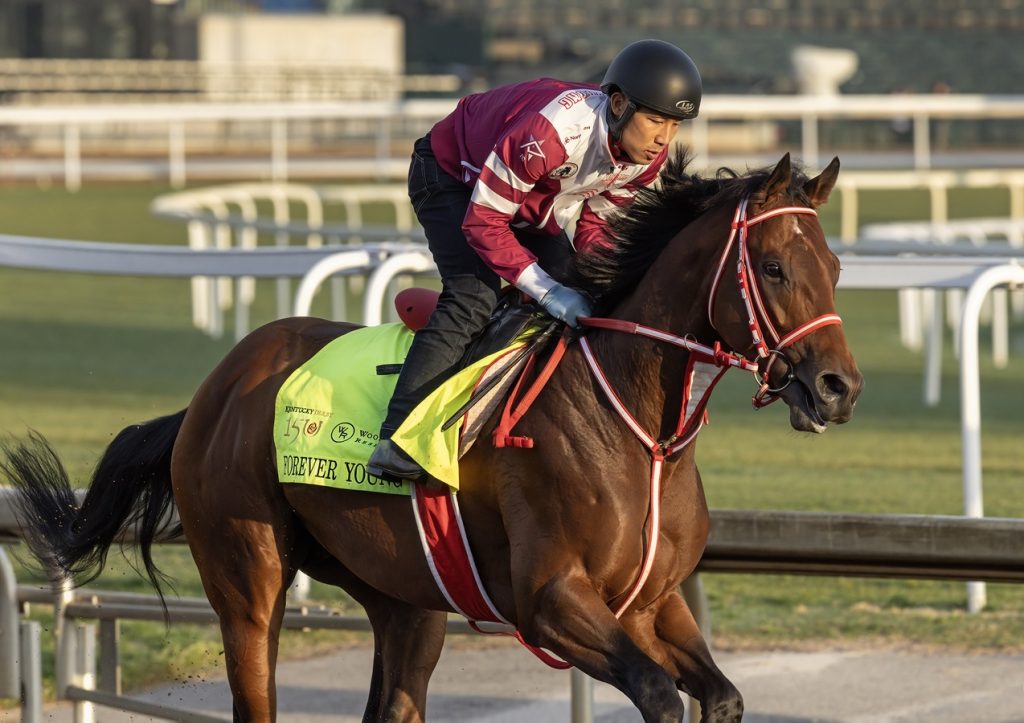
[0,0,1018,95]
[382,0,1021,96]
[0,0,1020,173]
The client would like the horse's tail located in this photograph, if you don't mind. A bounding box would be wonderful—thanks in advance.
[1,409,187,603]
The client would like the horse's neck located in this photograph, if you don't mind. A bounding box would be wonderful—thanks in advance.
[588,206,731,439]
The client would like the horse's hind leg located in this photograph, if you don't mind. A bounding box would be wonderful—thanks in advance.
[173,455,302,721]
[184,512,299,722]
[622,589,743,723]
[299,540,447,722]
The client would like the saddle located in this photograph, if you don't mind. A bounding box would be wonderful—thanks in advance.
[393,286,552,370]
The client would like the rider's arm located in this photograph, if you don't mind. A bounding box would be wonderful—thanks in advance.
[461,117,567,299]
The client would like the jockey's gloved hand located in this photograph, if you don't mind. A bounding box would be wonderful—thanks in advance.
[515,262,592,328]
[538,283,593,327]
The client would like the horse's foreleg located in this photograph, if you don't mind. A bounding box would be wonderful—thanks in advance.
[518,574,686,723]
[622,589,742,723]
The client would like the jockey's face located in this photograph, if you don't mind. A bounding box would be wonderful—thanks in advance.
[611,92,681,164]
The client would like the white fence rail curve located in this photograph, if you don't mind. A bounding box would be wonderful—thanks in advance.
[856,216,1024,379]
[151,182,426,341]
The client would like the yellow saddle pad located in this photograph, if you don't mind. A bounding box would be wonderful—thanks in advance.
[274,323,532,493]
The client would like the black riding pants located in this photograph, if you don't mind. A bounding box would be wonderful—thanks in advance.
[380,134,571,436]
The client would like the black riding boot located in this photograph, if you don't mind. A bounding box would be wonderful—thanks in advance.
[368,274,499,481]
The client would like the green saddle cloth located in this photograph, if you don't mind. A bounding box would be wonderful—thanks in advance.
[274,323,530,493]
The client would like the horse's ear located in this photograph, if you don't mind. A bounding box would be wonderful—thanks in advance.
[803,156,841,208]
[764,152,792,200]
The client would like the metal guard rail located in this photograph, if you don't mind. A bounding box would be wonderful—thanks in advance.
[698,510,1024,583]
[7,496,1024,584]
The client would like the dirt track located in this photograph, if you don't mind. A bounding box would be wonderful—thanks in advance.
[6,638,1024,722]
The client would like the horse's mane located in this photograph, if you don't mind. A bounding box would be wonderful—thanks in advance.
[570,148,811,309]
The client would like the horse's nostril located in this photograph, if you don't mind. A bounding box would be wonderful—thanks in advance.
[818,372,848,401]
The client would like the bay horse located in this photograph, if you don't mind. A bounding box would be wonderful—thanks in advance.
[4,151,861,722]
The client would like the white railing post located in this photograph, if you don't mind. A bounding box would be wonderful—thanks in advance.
[186,219,213,334]
[71,624,96,723]
[801,113,819,170]
[64,124,82,193]
[839,184,859,243]
[169,122,187,189]
[922,289,944,406]
[570,669,593,723]
[362,252,436,326]
[0,548,19,698]
[272,191,293,319]
[272,119,288,182]
[52,570,75,698]
[991,288,1009,367]
[913,113,931,170]
[20,620,43,723]
[958,262,1024,613]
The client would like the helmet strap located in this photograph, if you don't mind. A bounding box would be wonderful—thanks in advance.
[606,99,636,142]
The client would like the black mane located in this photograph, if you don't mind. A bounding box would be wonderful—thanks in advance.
[570,148,810,310]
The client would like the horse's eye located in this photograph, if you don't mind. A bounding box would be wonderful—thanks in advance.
[762,261,783,280]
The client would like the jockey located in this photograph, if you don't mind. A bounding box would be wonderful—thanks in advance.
[369,39,702,482]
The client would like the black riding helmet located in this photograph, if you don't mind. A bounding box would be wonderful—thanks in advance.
[601,39,702,140]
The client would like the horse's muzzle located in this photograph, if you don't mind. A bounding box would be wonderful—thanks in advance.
[783,365,863,433]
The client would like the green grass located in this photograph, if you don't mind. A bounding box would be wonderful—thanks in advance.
[1,182,1023,701]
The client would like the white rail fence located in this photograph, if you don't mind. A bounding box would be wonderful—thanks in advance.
[150,182,423,341]
[853,213,1024,405]
[4,94,1024,190]
[836,169,1024,242]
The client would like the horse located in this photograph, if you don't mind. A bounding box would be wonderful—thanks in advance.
[3,150,862,723]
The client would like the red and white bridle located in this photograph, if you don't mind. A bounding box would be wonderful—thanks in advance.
[708,196,842,406]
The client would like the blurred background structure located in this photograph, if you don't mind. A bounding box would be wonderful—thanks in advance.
[0,0,1021,192]
[0,0,1020,93]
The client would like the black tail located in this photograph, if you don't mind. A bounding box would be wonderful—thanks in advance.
[1,409,187,603]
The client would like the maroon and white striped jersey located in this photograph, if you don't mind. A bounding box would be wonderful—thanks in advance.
[429,78,667,288]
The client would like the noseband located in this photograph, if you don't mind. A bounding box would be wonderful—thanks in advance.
[707,197,843,407]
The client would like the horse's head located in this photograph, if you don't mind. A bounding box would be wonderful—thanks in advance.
[709,153,863,432]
